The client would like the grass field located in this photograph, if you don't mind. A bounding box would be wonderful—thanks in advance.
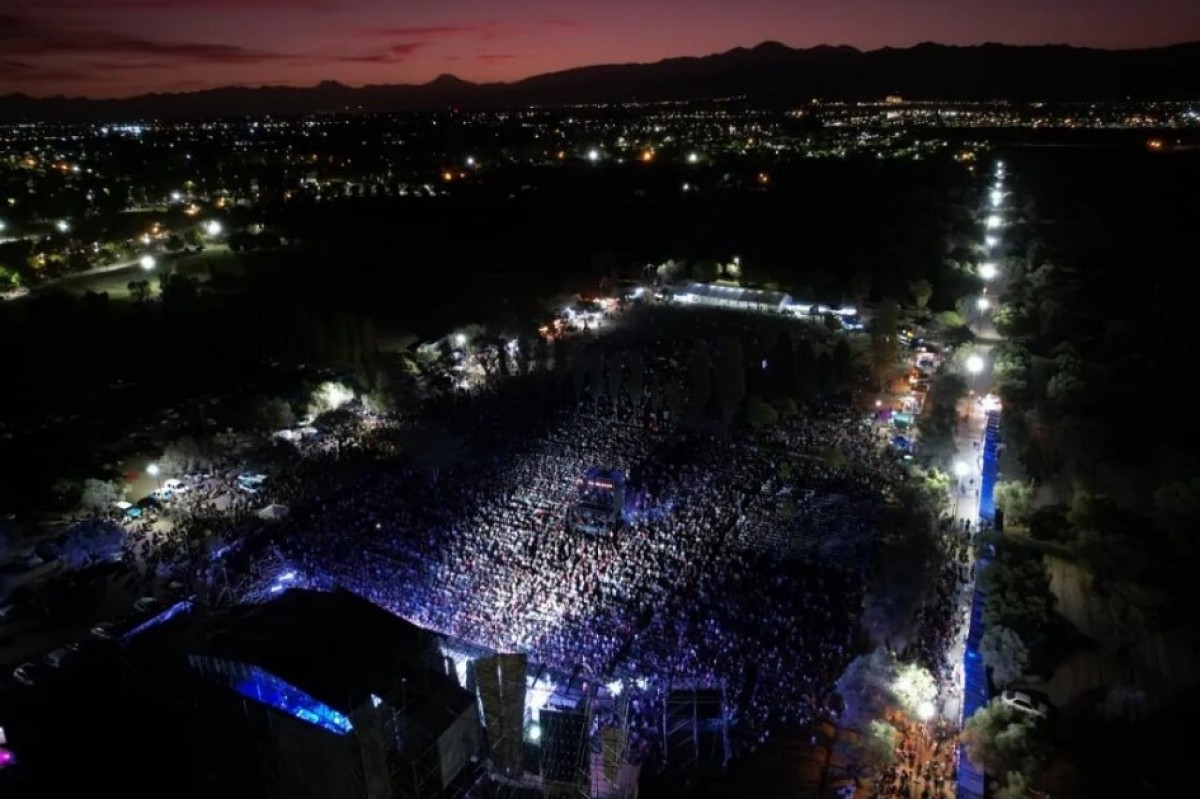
[50,247,244,299]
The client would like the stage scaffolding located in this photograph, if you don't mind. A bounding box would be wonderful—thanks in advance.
[662,682,730,774]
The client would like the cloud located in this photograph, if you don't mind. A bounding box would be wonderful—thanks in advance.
[476,53,518,64]
[0,12,293,65]
[365,18,583,43]
[0,59,92,84]
[7,0,334,10]
[339,42,427,64]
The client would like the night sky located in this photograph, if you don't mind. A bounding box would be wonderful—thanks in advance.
[3,0,1199,98]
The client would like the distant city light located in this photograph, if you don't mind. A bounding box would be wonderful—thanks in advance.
[587,149,600,162]
[56,219,70,233]
[204,220,223,236]
[687,152,700,164]
[465,156,476,167]
[985,215,1001,230]
[140,255,156,270]
[979,263,998,280]
[170,191,182,202]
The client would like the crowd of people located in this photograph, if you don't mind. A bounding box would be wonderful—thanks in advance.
[103,305,971,779]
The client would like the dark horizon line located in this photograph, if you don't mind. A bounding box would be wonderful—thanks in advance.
[7,37,1200,103]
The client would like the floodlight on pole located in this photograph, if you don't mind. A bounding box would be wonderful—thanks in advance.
[979,262,998,280]
[976,297,990,311]
[204,220,222,236]
[966,354,985,374]
[140,255,156,270]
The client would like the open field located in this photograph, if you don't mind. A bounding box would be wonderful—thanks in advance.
[1040,554,1200,709]
[47,246,243,299]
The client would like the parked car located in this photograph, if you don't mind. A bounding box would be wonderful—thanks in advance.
[1001,690,1050,719]
[90,622,118,640]
[44,648,73,669]
[13,662,40,687]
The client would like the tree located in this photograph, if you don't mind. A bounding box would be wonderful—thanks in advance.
[836,647,897,726]
[866,488,942,649]
[849,271,872,308]
[127,279,151,303]
[397,424,468,481]
[686,340,712,421]
[253,396,295,431]
[962,699,1040,777]
[842,719,899,777]
[994,481,1035,526]
[159,436,211,476]
[713,336,746,429]
[183,227,203,247]
[980,625,1030,688]
[892,662,938,715]
[627,351,646,406]
[306,381,355,418]
[744,395,778,428]
[994,771,1031,799]
[1154,478,1200,559]
[907,278,933,310]
[869,298,901,390]
[691,259,721,282]
[57,520,126,569]
[79,478,124,514]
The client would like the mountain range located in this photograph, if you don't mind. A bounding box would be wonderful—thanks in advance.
[3,41,1200,122]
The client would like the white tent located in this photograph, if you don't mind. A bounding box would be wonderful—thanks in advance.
[256,503,289,521]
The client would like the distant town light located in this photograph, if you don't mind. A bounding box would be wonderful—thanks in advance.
[465,156,476,167]
[687,152,700,164]
[979,262,998,280]
[587,149,600,162]
[56,219,70,233]
[140,255,156,270]
[170,191,182,202]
